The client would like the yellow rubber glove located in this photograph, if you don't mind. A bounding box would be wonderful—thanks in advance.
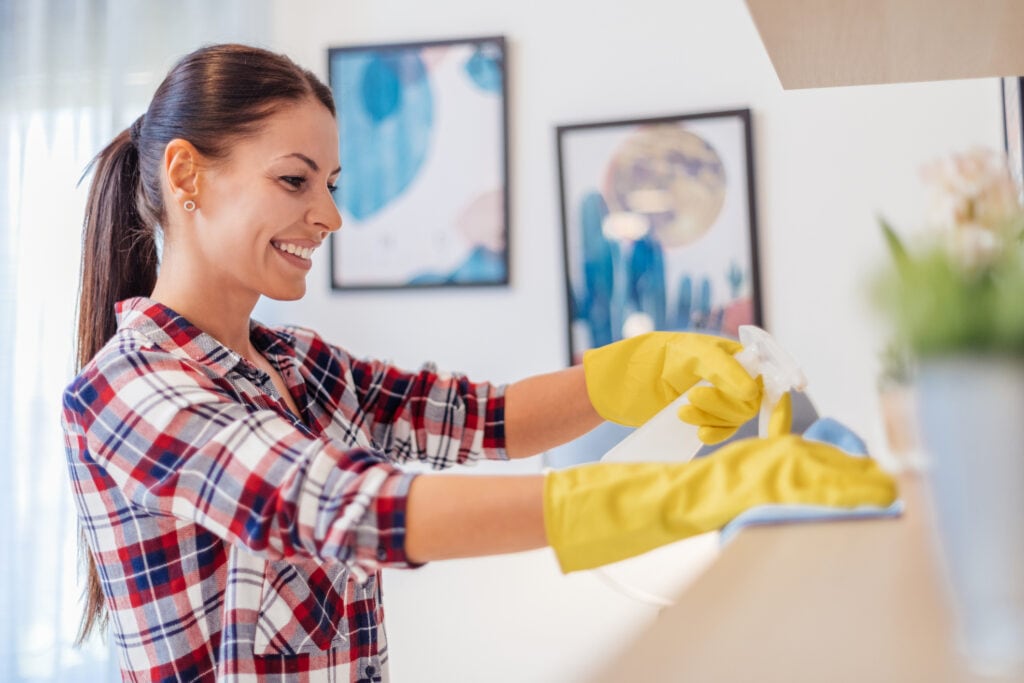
[543,433,897,573]
[582,332,759,427]
[679,385,794,444]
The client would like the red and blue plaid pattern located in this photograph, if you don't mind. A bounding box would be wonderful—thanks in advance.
[62,297,507,682]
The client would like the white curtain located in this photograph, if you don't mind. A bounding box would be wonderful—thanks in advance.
[0,2,270,679]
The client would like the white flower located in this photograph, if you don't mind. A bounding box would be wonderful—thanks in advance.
[920,148,1021,269]
[921,148,1020,227]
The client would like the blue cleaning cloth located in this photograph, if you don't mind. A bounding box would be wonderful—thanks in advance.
[718,417,904,545]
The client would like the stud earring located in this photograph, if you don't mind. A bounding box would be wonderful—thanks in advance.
[183,199,197,212]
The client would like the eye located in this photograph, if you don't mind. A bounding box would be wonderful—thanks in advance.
[280,176,306,190]
[327,182,339,195]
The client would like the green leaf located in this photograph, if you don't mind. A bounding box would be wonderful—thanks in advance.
[879,217,911,276]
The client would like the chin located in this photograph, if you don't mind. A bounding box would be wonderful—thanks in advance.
[264,283,307,301]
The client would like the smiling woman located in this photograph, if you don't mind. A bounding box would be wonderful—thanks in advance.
[62,42,897,683]
[65,43,549,682]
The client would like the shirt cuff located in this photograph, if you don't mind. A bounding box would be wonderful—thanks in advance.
[372,470,426,568]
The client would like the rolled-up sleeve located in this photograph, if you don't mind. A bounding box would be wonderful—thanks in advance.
[63,345,420,575]
[291,326,508,469]
[347,356,508,469]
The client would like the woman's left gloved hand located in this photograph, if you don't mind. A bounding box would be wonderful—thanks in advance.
[543,432,898,573]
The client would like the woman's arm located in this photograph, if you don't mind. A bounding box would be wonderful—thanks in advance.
[65,347,423,573]
[405,474,546,563]
[317,333,508,467]
[404,365,602,562]
[404,434,901,568]
[502,365,603,459]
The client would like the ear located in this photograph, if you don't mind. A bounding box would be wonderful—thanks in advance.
[164,138,203,207]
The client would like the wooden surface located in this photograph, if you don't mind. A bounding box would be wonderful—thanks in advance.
[745,0,1024,89]
[591,475,1024,683]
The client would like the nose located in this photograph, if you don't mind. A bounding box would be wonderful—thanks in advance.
[310,186,343,237]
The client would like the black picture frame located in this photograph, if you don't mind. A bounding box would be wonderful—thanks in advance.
[326,36,510,290]
[1002,76,1024,198]
[556,108,763,365]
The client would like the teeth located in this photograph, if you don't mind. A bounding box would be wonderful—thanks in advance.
[273,241,315,259]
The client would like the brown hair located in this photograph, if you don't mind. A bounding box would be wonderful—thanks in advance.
[74,43,335,645]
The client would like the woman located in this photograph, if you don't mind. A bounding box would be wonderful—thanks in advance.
[63,43,895,682]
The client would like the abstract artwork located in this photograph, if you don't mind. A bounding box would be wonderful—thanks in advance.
[327,36,509,289]
[557,109,762,364]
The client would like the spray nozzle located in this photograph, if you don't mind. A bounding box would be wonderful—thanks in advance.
[733,325,807,436]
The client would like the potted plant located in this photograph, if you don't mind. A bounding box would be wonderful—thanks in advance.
[873,147,1024,675]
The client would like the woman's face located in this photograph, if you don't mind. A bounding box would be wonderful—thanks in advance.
[187,97,342,302]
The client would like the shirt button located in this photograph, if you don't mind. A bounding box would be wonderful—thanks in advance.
[376,546,388,561]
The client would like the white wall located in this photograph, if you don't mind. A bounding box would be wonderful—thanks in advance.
[260,1,1003,680]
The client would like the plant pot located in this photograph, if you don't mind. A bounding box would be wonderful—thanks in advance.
[916,355,1024,676]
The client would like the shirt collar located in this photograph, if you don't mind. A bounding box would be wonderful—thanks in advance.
[114,296,295,377]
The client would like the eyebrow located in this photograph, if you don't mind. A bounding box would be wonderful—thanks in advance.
[279,153,342,176]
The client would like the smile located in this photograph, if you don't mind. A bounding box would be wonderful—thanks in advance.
[271,241,315,260]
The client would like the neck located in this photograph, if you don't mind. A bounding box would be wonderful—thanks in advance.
[150,270,261,361]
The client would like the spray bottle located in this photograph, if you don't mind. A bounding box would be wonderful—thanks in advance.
[595,325,807,606]
[733,325,808,437]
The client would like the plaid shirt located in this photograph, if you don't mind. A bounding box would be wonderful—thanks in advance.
[62,297,507,682]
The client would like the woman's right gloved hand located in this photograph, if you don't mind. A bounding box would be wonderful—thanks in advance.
[581,331,792,444]
[679,382,794,444]
[582,331,758,428]
[542,433,898,573]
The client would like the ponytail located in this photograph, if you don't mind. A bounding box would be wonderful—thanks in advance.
[76,128,158,370]
[74,126,158,644]
[70,42,336,646]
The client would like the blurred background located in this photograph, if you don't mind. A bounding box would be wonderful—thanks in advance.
[0,1,1003,681]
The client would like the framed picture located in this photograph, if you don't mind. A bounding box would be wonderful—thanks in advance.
[327,36,509,290]
[557,109,762,365]
[1002,77,1024,199]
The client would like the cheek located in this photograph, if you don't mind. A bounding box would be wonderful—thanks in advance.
[200,183,302,254]
[199,190,251,237]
